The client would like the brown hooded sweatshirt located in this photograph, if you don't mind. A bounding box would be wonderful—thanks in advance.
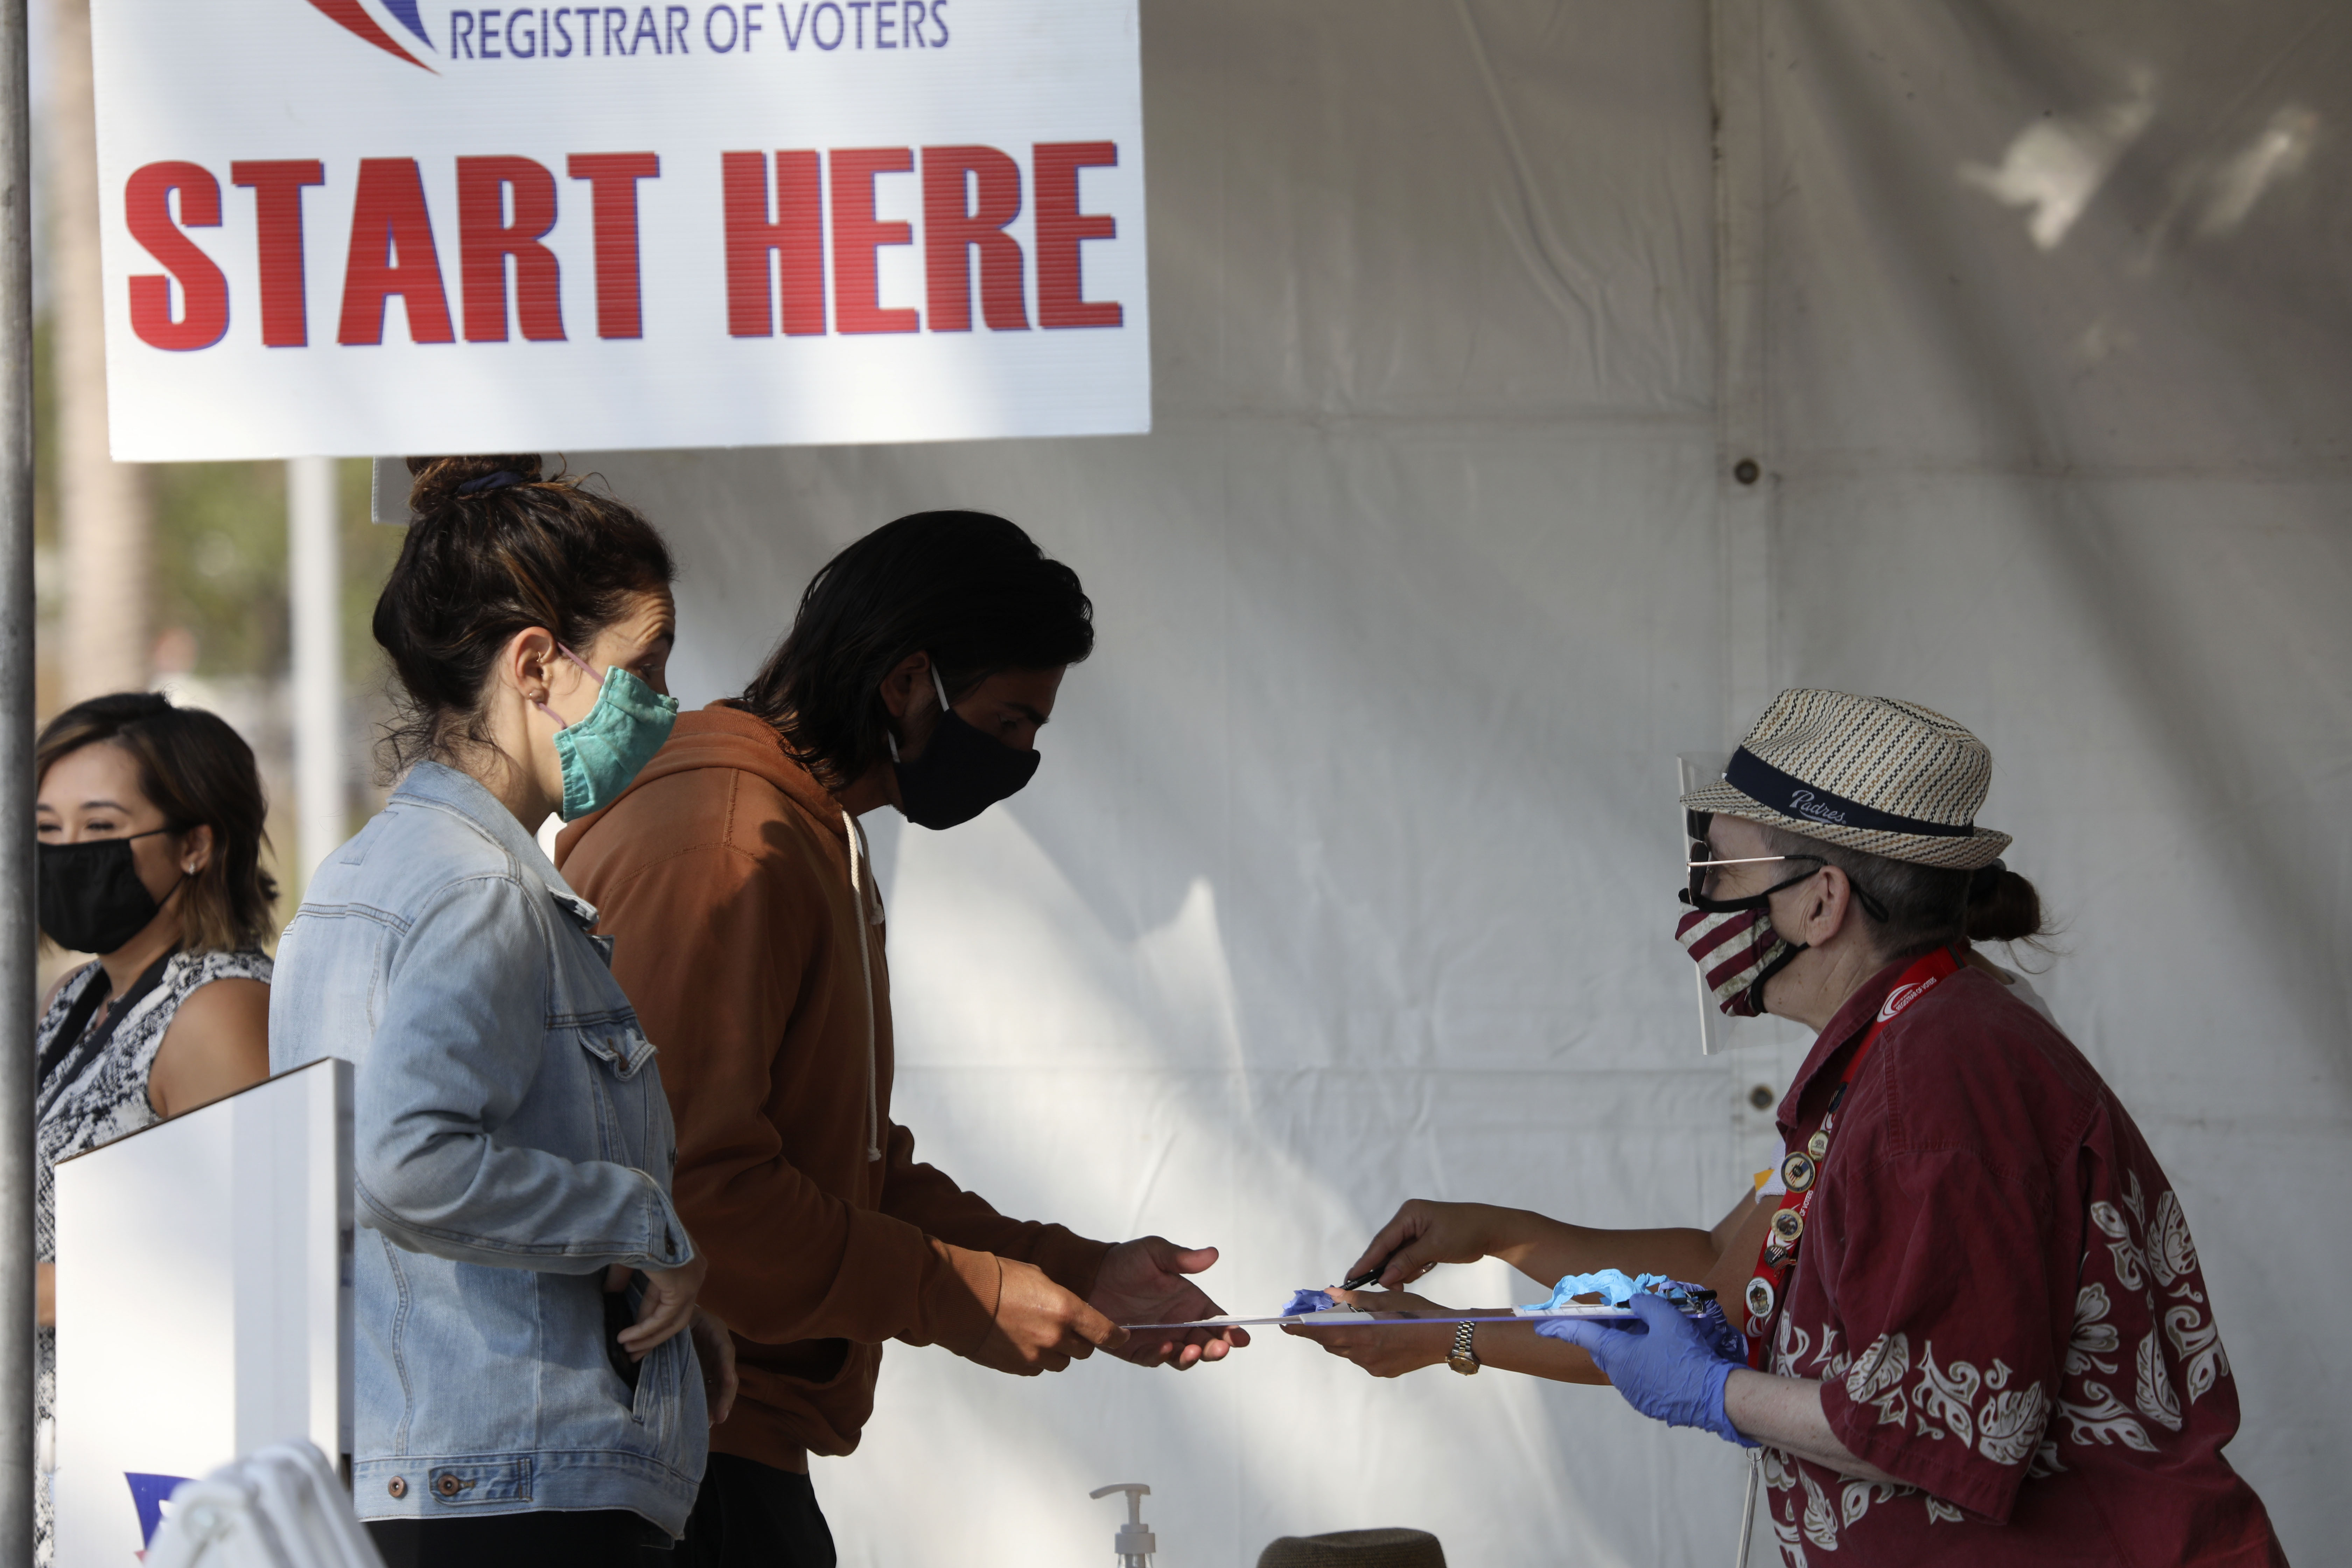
[555,703,1110,1469]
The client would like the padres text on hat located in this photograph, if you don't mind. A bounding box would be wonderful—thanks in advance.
[1255,1527,1448,1568]
[1681,690,2011,870]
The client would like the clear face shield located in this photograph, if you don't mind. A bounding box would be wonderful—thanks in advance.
[1677,809,1824,1023]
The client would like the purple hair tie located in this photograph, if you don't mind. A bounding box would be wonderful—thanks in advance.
[455,470,526,496]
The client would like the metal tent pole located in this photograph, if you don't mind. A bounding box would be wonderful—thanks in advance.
[0,0,36,1547]
[288,457,344,882]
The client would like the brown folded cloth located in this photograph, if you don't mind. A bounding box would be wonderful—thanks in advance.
[1256,1528,1447,1568]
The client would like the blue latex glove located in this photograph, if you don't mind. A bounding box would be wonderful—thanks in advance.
[1536,1294,1757,1447]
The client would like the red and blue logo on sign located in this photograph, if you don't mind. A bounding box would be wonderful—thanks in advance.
[306,0,436,69]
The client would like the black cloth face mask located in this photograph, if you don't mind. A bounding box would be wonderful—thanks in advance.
[891,666,1041,830]
[38,828,182,954]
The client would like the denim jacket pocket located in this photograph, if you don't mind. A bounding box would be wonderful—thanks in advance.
[573,1024,658,1164]
[574,1021,655,1079]
[625,1327,695,1457]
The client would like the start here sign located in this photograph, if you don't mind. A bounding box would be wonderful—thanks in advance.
[90,0,1146,459]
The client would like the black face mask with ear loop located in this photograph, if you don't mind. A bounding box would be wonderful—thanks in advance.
[890,665,1041,830]
[37,828,184,954]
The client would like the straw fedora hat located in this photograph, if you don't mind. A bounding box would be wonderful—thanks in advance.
[1681,689,2011,870]
[1256,1528,1447,1568]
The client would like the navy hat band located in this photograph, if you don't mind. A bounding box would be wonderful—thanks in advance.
[1724,747,1975,839]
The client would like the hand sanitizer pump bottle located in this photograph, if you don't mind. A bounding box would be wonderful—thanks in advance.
[1089,1483,1156,1568]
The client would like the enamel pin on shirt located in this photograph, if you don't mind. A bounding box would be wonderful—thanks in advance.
[1740,946,1962,1363]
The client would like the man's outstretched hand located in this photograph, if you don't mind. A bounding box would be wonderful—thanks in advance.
[1087,1237,1250,1369]
[967,1256,1129,1377]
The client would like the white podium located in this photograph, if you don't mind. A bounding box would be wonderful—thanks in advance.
[52,1059,353,1565]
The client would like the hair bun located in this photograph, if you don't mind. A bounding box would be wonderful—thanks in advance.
[405,454,545,516]
[1965,867,2050,946]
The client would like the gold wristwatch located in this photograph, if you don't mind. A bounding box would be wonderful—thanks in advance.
[1447,1322,1480,1375]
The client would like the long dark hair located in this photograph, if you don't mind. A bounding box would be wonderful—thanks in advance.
[738,511,1093,790]
[373,454,675,777]
[36,693,277,952]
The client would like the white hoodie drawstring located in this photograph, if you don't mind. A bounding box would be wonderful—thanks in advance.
[843,811,883,1162]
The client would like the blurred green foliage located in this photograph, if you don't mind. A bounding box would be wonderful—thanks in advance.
[152,459,289,675]
[150,456,404,685]
[34,317,405,688]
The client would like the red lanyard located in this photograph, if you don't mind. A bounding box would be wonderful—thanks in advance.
[1739,946,1961,1369]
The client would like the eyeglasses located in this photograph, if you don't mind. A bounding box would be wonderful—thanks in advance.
[1685,810,1823,905]
[1684,809,1885,920]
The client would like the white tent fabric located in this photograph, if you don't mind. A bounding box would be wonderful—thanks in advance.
[575,2,2348,1561]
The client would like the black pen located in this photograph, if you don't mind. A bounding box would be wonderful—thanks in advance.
[1341,1252,1400,1292]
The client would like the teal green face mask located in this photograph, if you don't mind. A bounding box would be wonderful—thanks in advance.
[537,645,681,821]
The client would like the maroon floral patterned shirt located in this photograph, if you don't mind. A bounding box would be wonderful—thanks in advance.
[1760,960,2284,1567]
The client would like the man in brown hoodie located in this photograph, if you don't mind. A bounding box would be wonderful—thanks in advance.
[558,512,1242,1567]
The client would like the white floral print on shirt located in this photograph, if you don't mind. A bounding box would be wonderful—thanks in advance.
[1764,1171,2231,1563]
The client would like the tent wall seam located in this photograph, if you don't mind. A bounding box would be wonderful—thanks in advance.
[1712,0,1774,754]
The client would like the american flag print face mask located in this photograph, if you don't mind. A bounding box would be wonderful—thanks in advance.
[1674,904,1802,1018]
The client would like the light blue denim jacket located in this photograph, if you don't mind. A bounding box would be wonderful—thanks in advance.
[270,762,705,1534]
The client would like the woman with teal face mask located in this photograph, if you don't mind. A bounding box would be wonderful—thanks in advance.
[537,639,682,820]
[270,454,733,1568]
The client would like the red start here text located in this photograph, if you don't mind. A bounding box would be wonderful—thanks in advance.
[122,143,1123,351]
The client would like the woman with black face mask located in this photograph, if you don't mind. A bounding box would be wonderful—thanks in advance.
[29,692,276,1567]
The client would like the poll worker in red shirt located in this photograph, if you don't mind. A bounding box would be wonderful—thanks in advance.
[1305,690,2284,1566]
